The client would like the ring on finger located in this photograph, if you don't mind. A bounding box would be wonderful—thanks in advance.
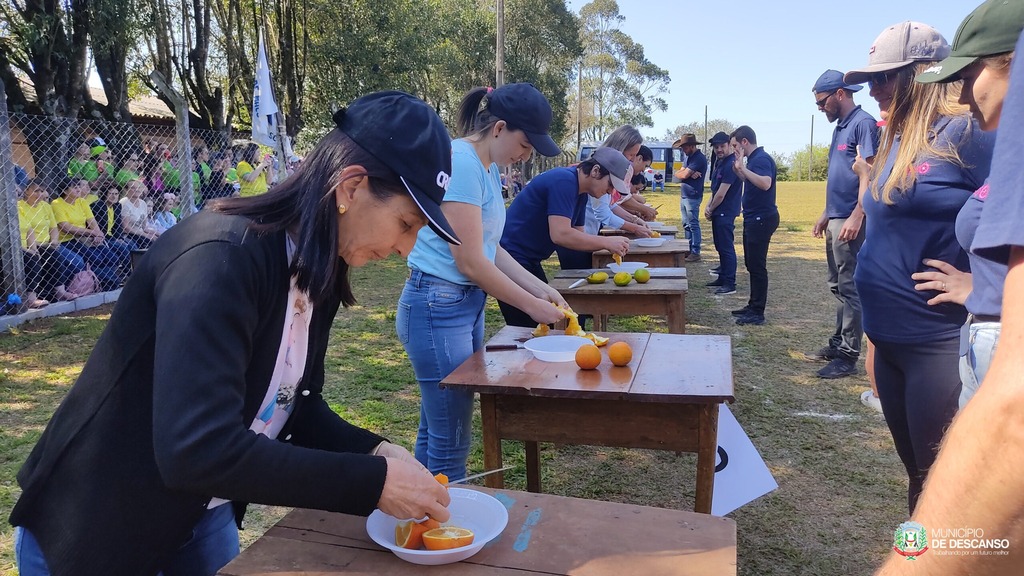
[941,282,947,292]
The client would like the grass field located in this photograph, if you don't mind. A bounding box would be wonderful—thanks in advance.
[0,181,909,575]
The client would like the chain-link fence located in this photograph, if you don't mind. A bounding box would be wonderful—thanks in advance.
[0,109,248,318]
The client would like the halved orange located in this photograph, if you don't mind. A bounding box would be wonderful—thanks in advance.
[613,253,622,265]
[434,473,449,487]
[395,518,442,549]
[422,527,475,550]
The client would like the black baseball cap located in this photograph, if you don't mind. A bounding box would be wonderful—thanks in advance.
[488,83,561,157]
[709,132,731,145]
[335,91,460,245]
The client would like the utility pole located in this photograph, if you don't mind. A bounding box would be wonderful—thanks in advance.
[576,63,583,157]
[808,115,814,181]
[495,0,505,87]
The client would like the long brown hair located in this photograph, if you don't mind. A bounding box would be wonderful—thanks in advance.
[212,131,404,306]
[872,63,969,205]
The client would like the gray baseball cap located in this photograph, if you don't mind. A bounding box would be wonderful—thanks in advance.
[589,147,633,199]
[844,21,951,85]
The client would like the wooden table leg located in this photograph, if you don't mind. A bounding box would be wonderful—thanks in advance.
[667,295,686,334]
[480,394,504,489]
[694,404,720,514]
[525,441,541,493]
[596,314,609,331]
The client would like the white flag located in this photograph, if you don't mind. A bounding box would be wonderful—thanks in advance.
[252,32,279,148]
[712,405,778,516]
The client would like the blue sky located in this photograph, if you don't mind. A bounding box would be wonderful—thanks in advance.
[566,0,972,157]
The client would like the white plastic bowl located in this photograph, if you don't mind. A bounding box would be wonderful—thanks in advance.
[607,261,649,274]
[366,487,509,565]
[635,238,667,247]
[523,335,593,362]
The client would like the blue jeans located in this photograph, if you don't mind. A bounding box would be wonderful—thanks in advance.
[15,503,239,575]
[710,215,737,287]
[396,269,486,481]
[959,319,1001,409]
[680,196,702,254]
[652,179,664,191]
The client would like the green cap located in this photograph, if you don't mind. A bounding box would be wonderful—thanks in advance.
[917,0,1024,84]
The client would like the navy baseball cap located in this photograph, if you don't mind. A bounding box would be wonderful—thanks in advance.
[709,132,731,145]
[489,83,561,157]
[812,70,863,94]
[334,91,460,245]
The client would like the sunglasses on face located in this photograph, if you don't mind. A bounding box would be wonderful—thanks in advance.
[868,72,894,89]
[815,90,837,108]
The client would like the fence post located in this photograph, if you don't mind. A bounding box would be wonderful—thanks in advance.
[0,77,27,307]
[149,71,195,218]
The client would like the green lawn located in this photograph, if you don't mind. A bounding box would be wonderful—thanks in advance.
[0,181,908,575]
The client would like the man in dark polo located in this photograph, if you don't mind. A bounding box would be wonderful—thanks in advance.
[673,133,707,262]
[704,132,741,295]
[730,126,778,326]
[808,69,879,378]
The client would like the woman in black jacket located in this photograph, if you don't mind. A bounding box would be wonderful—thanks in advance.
[11,91,461,576]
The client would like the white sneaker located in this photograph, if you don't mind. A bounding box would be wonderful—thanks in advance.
[860,390,883,413]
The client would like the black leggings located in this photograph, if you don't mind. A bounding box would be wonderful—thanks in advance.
[871,337,961,513]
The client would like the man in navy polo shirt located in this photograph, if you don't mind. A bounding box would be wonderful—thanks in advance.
[730,126,778,326]
[808,70,880,379]
[673,133,707,262]
[704,132,741,295]
[498,147,631,327]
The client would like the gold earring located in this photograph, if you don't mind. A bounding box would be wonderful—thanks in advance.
[338,204,347,215]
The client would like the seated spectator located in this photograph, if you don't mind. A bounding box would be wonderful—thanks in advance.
[91,185,138,254]
[52,177,131,289]
[200,153,238,205]
[66,142,91,180]
[141,153,165,197]
[157,142,183,195]
[115,152,143,187]
[191,145,212,207]
[153,193,178,231]
[652,170,665,191]
[19,180,87,301]
[119,180,161,249]
[236,143,275,197]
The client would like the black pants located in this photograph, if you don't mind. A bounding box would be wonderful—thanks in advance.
[497,259,547,328]
[872,337,961,513]
[711,215,737,287]
[742,213,779,315]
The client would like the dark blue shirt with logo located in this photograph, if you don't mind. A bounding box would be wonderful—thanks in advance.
[711,153,741,218]
[680,150,707,199]
[956,181,1004,318]
[500,167,590,265]
[826,105,879,218]
[855,115,995,343]
[740,147,778,219]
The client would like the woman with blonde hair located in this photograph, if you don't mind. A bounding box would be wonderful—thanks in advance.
[845,21,996,513]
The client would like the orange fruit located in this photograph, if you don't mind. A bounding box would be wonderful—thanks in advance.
[434,473,449,486]
[422,527,475,550]
[584,333,609,347]
[575,344,602,370]
[608,341,633,367]
[395,518,442,549]
[532,323,549,337]
[613,253,623,265]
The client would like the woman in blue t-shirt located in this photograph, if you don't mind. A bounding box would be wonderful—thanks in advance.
[907,1,1021,411]
[396,84,567,480]
[845,21,995,513]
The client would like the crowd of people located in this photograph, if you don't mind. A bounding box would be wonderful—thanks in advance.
[13,135,291,310]
[8,0,1024,573]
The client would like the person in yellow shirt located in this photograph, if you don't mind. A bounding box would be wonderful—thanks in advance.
[236,143,276,197]
[18,181,87,302]
[51,178,131,290]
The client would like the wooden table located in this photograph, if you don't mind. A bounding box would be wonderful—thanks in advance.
[592,238,690,269]
[218,488,737,576]
[551,269,688,333]
[443,326,734,514]
[600,224,678,236]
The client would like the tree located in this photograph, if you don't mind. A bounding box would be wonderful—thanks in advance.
[575,0,668,142]
[789,143,830,181]
[771,151,791,181]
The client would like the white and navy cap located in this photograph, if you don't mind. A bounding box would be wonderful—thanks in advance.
[334,91,460,245]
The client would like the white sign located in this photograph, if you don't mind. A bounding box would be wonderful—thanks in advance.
[712,405,778,516]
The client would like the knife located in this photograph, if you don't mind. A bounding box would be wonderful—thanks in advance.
[448,465,515,485]
[567,278,587,289]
